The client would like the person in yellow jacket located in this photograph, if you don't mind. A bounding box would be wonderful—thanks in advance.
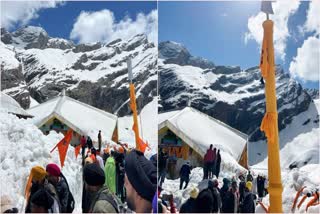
[104,150,116,194]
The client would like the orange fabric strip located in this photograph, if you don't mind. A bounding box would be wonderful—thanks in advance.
[260,112,278,143]
[291,186,306,212]
[258,201,269,213]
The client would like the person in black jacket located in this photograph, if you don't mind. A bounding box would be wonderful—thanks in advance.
[46,163,70,213]
[257,175,265,200]
[158,149,168,187]
[208,179,222,213]
[87,136,93,149]
[239,174,246,204]
[29,189,54,213]
[114,149,126,202]
[179,162,191,190]
[221,180,239,213]
[215,149,221,178]
[196,184,214,213]
[240,181,256,213]
[97,130,102,152]
[180,187,199,213]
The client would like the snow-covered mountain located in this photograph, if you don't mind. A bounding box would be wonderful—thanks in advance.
[159,41,318,142]
[1,26,157,116]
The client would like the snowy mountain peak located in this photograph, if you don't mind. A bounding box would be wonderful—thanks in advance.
[1,26,157,116]
[159,41,215,69]
[13,26,48,37]
[159,41,313,142]
[1,25,75,50]
[159,41,190,59]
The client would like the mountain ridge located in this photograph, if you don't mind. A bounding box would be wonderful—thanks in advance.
[1,25,157,116]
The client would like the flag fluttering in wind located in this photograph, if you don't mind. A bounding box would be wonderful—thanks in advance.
[258,1,283,212]
[127,58,148,153]
[50,129,73,167]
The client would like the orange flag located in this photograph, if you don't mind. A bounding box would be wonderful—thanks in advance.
[129,83,143,152]
[75,144,81,158]
[137,136,149,153]
[50,129,73,167]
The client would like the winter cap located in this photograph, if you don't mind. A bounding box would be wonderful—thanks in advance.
[125,149,157,202]
[30,189,54,210]
[31,166,47,182]
[25,166,47,201]
[190,187,199,199]
[246,181,252,191]
[46,163,61,177]
[83,163,105,186]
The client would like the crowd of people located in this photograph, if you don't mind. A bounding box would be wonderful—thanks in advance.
[24,163,74,213]
[79,133,158,213]
[1,131,157,213]
[158,172,267,213]
[80,139,158,213]
[158,144,269,213]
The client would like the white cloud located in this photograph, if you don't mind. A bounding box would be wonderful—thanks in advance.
[70,9,158,44]
[244,0,300,61]
[0,0,62,30]
[303,0,320,35]
[289,36,319,82]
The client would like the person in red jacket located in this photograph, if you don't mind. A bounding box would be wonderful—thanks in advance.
[204,144,215,179]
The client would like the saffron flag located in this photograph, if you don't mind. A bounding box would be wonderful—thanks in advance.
[260,112,277,143]
[75,144,81,158]
[50,129,73,167]
[138,137,149,153]
[129,83,143,152]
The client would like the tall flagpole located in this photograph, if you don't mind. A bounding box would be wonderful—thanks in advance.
[127,57,141,151]
[260,1,283,212]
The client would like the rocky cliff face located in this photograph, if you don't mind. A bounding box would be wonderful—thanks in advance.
[1,26,157,115]
[159,41,313,141]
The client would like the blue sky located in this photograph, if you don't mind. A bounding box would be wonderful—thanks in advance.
[159,1,319,89]
[6,1,156,41]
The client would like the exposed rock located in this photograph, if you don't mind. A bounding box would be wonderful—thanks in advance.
[159,41,313,142]
[72,42,102,53]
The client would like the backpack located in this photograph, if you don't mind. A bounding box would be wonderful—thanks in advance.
[61,173,75,213]
[92,187,126,213]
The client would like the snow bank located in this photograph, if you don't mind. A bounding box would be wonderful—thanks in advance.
[253,127,319,170]
[258,165,320,213]
[0,42,20,70]
[0,112,83,213]
[0,92,31,117]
